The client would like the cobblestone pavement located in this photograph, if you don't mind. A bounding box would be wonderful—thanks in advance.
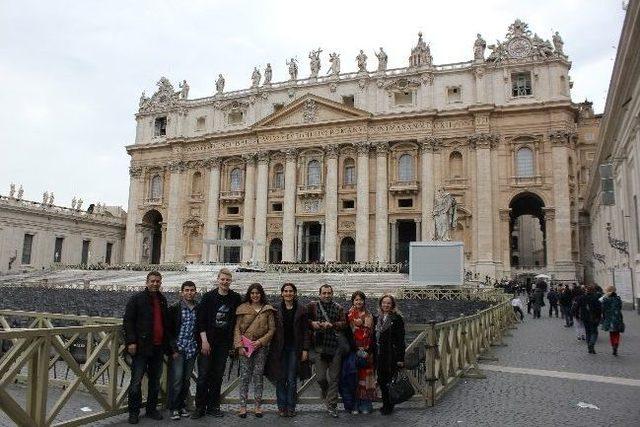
[3,310,639,426]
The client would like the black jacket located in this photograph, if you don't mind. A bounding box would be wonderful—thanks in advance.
[196,288,242,347]
[167,301,199,354]
[374,313,405,375]
[123,288,170,356]
[574,292,602,325]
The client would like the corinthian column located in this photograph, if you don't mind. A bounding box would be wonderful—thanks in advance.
[164,161,186,262]
[241,154,257,263]
[124,165,143,262]
[355,142,370,262]
[420,138,439,240]
[324,145,339,262]
[374,142,389,262]
[253,152,269,264]
[202,158,221,262]
[282,149,298,262]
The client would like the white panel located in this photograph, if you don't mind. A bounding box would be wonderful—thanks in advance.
[409,241,464,286]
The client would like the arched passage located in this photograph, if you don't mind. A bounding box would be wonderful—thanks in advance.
[141,210,163,264]
[340,237,355,263]
[509,192,546,271]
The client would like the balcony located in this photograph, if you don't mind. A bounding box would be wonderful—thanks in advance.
[389,180,420,195]
[219,190,245,203]
[510,175,543,187]
[297,184,324,198]
[144,197,163,206]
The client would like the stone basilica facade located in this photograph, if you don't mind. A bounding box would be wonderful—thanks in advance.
[125,20,600,280]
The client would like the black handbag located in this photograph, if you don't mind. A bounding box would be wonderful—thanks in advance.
[388,369,415,405]
[298,360,312,380]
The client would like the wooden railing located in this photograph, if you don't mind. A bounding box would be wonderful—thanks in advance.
[0,289,515,425]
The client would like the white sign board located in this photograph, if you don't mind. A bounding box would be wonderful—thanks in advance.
[409,241,464,286]
[613,267,633,304]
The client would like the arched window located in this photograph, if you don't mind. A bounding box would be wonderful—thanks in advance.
[273,164,284,189]
[230,168,242,191]
[398,154,413,181]
[343,158,355,186]
[191,171,203,195]
[516,147,534,177]
[307,160,320,186]
[340,237,356,263]
[449,151,463,178]
[150,175,163,199]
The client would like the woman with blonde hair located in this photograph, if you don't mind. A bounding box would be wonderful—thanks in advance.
[600,285,624,356]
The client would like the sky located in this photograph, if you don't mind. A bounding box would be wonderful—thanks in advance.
[0,0,627,209]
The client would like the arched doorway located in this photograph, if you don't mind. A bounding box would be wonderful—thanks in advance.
[141,210,163,264]
[509,192,546,273]
[340,237,355,263]
[269,238,282,263]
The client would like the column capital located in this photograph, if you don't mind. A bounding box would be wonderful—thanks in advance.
[354,141,370,155]
[204,157,222,169]
[420,137,441,153]
[325,144,340,159]
[257,151,270,164]
[168,160,188,173]
[129,165,144,178]
[549,129,576,146]
[242,153,257,163]
[498,208,512,222]
[374,141,389,154]
[282,148,298,161]
[468,132,499,149]
[543,207,556,221]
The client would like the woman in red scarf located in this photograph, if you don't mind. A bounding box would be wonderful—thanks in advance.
[347,291,377,414]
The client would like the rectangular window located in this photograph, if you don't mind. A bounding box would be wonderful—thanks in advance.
[273,103,284,113]
[512,72,532,97]
[228,111,244,124]
[196,116,206,131]
[227,206,239,215]
[105,242,113,265]
[394,91,413,106]
[22,234,34,264]
[398,198,413,208]
[342,95,355,107]
[272,202,283,212]
[447,86,462,103]
[54,237,64,263]
[154,116,167,136]
[342,200,355,209]
[81,240,90,265]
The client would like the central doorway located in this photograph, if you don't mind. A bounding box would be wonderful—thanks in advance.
[223,225,242,263]
[303,222,322,262]
[396,220,417,265]
[141,210,163,264]
[509,192,546,269]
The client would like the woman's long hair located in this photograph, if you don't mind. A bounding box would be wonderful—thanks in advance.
[244,282,268,305]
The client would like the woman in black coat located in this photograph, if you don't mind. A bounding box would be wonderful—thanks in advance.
[374,294,405,415]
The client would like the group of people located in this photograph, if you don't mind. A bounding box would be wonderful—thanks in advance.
[123,268,406,424]
[510,280,625,355]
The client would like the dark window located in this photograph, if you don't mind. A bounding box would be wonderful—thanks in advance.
[342,95,354,107]
[398,198,413,208]
[105,242,113,265]
[154,116,167,136]
[81,240,90,265]
[22,234,34,264]
[342,200,355,209]
[512,72,532,97]
[272,203,283,212]
[227,206,239,215]
[54,237,63,263]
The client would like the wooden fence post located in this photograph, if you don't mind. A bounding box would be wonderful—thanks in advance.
[425,321,437,407]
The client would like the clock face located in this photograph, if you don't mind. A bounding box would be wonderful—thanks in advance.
[507,37,532,58]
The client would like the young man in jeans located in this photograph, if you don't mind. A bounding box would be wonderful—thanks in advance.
[167,281,199,420]
[193,268,241,418]
[123,271,169,424]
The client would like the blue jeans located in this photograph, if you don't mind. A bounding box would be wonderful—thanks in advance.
[561,305,573,326]
[168,352,196,411]
[128,346,163,415]
[276,347,298,411]
[357,399,373,413]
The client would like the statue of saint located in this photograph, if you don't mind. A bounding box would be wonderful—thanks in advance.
[309,48,322,78]
[71,196,77,210]
[328,52,340,76]
[215,74,225,94]
[42,191,49,205]
[142,237,150,258]
[77,198,83,211]
[179,80,189,99]
[17,185,23,200]
[286,57,299,80]
[138,91,147,108]
[356,50,368,72]
[474,33,486,60]
[375,47,388,71]
[552,31,564,55]
[251,67,261,88]
[433,189,457,241]
[263,63,272,85]
[9,183,15,198]
[49,192,55,206]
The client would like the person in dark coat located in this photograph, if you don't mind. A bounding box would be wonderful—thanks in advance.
[375,294,405,415]
[268,283,310,417]
[547,287,559,318]
[600,285,624,356]
[559,285,573,327]
[531,287,544,319]
[123,271,170,424]
[575,285,602,354]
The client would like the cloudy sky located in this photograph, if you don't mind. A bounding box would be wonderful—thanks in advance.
[0,0,626,208]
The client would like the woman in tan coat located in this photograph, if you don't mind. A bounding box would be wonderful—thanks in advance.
[234,283,276,417]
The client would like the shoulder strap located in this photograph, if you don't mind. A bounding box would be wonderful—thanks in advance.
[241,306,264,335]
[317,301,330,321]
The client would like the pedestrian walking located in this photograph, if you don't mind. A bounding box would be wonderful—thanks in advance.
[600,285,625,356]
[531,286,544,319]
[123,271,170,424]
[375,294,405,415]
[193,268,242,419]
[511,295,525,321]
[167,281,199,420]
[572,285,586,340]
[347,291,376,414]
[559,285,573,327]
[547,287,559,318]
[575,285,602,354]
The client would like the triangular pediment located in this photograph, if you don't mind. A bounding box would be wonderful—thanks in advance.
[253,93,371,129]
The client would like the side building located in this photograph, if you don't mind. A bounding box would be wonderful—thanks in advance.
[0,194,126,273]
[125,20,599,281]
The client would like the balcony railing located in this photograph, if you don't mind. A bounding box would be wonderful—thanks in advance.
[389,180,420,194]
[219,190,244,203]
[297,184,324,198]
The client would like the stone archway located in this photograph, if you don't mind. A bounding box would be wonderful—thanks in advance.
[141,210,163,264]
[509,192,546,271]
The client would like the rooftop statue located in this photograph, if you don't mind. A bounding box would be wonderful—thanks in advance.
[474,33,486,60]
[328,52,341,76]
[215,74,225,94]
[16,185,23,200]
[356,49,368,72]
[375,47,388,72]
[9,183,15,198]
[42,191,49,205]
[552,31,565,55]
[251,67,261,88]
[263,63,273,85]
[309,48,322,78]
[179,80,189,99]
[286,57,299,81]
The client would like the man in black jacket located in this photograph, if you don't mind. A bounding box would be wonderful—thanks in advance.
[123,271,170,424]
[192,268,241,418]
[575,285,603,354]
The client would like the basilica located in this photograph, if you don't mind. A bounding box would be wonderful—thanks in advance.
[124,20,600,281]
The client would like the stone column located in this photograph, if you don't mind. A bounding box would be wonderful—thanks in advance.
[324,145,339,262]
[297,221,304,262]
[415,219,421,242]
[355,142,370,262]
[420,138,438,240]
[543,207,556,268]
[202,158,221,262]
[374,142,389,262]
[282,149,298,262]
[550,131,575,278]
[320,220,325,262]
[124,166,143,262]
[474,66,485,104]
[241,154,256,263]
[499,209,512,276]
[390,220,397,263]
[253,152,270,263]
[164,162,186,262]
[470,133,497,277]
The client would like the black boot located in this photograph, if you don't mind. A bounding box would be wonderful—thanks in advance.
[613,345,618,356]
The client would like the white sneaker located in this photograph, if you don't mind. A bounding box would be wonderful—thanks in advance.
[170,410,181,421]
